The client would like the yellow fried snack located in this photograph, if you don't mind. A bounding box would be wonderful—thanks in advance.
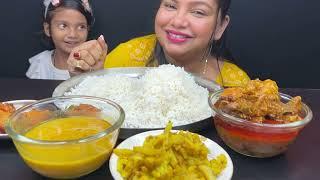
[114,122,227,180]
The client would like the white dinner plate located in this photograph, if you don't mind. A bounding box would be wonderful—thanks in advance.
[109,130,233,180]
[52,67,222,139]
[0,100,37,140]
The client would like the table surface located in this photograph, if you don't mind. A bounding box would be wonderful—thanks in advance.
[0,77,319,180]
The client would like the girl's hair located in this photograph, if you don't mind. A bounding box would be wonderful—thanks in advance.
[42,0,94,48]
[210,0,232,60]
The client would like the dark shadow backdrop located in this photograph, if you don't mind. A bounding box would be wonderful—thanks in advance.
[0,0,319,88]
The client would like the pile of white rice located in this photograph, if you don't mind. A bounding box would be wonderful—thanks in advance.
[65,65,211,128]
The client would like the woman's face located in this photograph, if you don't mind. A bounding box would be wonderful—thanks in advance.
[44,8,88,55]
[155,0,229,60]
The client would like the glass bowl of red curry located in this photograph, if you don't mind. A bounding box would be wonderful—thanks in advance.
[209,90,313,158]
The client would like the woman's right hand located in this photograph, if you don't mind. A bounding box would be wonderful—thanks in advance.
[67,35,108,76]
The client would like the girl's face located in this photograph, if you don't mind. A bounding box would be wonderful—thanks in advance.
[155,0,229,60]
[44,8,88,55]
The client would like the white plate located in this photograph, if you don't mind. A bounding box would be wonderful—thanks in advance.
[52,67,222,97]
[0,100,37,139]
[109,130,233,180]
[52,67,222,139]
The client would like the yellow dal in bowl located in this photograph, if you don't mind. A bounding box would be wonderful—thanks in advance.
[14,117,113,178]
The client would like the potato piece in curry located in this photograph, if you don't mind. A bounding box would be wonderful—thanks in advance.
[0,103,16,132]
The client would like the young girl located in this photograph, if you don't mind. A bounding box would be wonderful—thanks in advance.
[68,0,250,87]
[26,0,95,80]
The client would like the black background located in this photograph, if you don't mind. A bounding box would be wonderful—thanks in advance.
[0,0,319,88]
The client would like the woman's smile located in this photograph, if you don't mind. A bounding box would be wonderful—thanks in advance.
[166,30,192,43]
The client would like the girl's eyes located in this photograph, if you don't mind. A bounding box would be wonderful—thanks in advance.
[56,24,88,31]
[58,24,67,29]
[78,25,88,30]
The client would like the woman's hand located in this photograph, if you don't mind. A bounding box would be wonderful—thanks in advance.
[67,35,108,76]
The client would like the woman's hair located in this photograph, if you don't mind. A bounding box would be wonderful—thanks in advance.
[210,0,232,60]
[42,0,94,48]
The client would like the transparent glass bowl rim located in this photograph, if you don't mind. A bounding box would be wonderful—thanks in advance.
[5,95,125,145]
[208,89,313,129]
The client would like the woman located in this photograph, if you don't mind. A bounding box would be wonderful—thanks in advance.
[68,0,249,87]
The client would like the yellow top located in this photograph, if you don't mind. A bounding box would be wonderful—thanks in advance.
[104,34,250,87]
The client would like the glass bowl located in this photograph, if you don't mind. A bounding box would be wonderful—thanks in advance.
[209,90,313,158]
[5,96,125,179]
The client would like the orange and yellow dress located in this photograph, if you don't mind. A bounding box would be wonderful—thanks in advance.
[104,34,250,87]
